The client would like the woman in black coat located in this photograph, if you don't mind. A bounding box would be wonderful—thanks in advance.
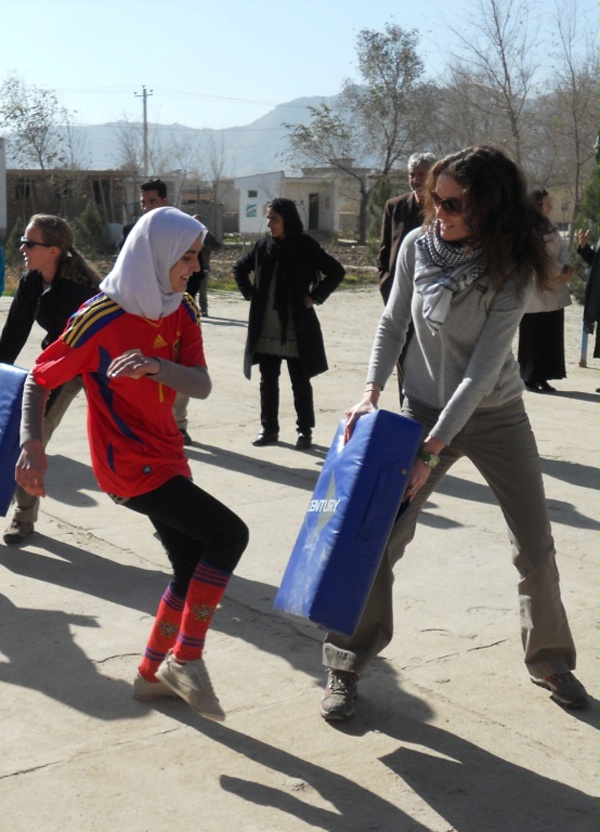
[234,198,344,449]
[0,213,100,544]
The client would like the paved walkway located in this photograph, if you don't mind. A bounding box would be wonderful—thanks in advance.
[0,290,597,832]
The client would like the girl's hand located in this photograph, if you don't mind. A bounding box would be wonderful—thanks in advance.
[108,350,160,380]
[16,440,47,497]
[304,294,314,309]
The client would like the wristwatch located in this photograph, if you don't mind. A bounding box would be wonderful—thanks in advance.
[418,449,441,469]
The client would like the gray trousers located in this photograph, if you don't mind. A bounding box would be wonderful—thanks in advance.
[10,377,84,525]
[323,396,577,681]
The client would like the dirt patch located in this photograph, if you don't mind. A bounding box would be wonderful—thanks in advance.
[3,241,377,296]
[210,241,378,282]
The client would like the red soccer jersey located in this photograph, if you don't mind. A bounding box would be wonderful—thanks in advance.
[31,293,206,498]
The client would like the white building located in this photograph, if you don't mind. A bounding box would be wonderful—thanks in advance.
[235,170,340,236]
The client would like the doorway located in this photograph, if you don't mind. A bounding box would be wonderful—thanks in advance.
[308,193,320,231]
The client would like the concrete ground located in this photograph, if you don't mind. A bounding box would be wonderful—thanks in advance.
[0,289,597,832]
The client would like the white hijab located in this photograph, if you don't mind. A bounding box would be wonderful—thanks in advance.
[100,207,207,319]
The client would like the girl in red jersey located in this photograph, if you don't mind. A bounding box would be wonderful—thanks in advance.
[15,207,249,721]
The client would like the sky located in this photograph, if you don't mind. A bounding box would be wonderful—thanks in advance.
[1,0,596,131]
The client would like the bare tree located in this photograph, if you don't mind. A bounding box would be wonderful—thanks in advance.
[205,131,230,205]
[62,113,92,170]
[150,126,204,205]
[0,73,70,170]
[423,77,500,157]
[113,119,207,208]
[546,2,597,228]
[112,117,144,177]
[446,0,539,164]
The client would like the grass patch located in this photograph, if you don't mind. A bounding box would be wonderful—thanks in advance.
[207,271,378,294]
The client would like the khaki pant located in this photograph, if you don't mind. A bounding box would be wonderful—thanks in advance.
[173,392,189,432]
[10,377,84,525]
[323,397,577,680]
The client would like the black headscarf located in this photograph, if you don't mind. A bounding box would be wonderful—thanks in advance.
[267,199,304,343]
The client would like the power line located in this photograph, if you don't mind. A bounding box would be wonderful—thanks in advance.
[55,85,312,110]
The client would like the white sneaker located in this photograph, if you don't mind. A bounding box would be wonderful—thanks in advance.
[156,652,225,721]
[133,672,176,702]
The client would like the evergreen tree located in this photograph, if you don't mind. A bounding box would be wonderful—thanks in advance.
[5,217,24,268]
[366,176,392,260]
[74,200,104,256]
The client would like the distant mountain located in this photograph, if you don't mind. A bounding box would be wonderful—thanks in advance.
[5,95,338,177]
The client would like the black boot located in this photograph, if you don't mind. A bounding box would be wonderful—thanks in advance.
[252,430,279,446]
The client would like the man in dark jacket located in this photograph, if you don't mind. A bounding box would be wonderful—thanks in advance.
[120,178,169,249]
[377,152,436,304]
[377,153,436,402]
[186,214,221,317]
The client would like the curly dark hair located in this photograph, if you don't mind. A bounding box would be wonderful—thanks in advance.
[422,145,552,289]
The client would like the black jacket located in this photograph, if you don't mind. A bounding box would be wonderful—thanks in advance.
[377,192,424,303]
[0,269,99,365]
[578,243,599,331]
[233,234,344,379]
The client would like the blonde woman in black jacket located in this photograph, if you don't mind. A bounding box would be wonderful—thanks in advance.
[234,198,344,449]
[0,214,99,544]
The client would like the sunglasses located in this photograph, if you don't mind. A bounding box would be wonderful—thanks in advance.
[20,237,53,249]
[431,193,464,216]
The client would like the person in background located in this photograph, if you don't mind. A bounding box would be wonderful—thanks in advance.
[577,228,599,367]
[0,214,100,545]
[175,214,222,444]
[186,214,221,317]
[120,177,170,249]
[517,188,572,393]
[377,152,436,402]
[233,198,344,450]
[320,145,588,722]
[15,207,249,720]
[0,241,5,297]
[377,152,436,304]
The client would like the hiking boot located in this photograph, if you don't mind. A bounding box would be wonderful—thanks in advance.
[252,430,279,447]
[3,520,34,545]
[156,652,225,721]
[295,432,313,450]
[320,669,358,721]
[133,672,176,702]
[180,429,194,446]
[530,672,589,709]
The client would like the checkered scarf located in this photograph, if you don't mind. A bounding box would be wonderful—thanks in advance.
[414,225,486,334]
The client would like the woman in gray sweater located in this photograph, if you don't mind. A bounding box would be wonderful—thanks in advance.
[320,145,587,720]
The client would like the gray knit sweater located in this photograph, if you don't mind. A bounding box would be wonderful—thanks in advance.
[368,228,532,445]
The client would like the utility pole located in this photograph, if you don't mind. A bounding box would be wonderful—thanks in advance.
[134,85,153,177]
